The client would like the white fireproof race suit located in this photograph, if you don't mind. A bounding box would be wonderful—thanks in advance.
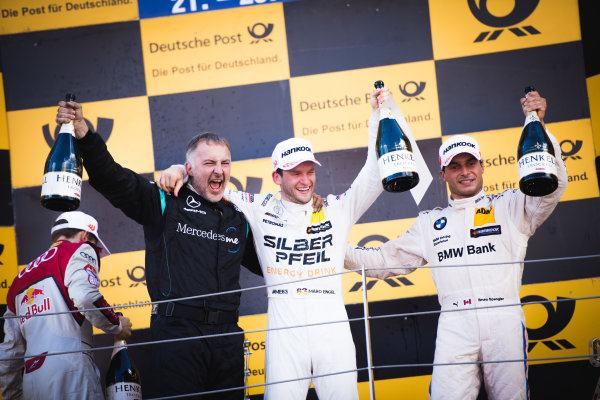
[224,112,383,400]
[0,241,123,400]
[345,131,567,400]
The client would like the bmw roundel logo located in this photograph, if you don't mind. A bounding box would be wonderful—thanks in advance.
[434,217,447,230]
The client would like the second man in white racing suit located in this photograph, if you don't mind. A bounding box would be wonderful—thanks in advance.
[344,90,567,400]
[158,88,420,399]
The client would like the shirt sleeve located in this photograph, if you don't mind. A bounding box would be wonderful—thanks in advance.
[506,129,568,236]
[223,188,260,220]
[329,110,383,225]
[63,244,122,335]
[0,310,25,400]
[345,217,426,278]
[77,130,162,226]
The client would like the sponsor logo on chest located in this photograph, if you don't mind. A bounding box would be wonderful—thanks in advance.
[263,234,333,265]
[437,242,496,262]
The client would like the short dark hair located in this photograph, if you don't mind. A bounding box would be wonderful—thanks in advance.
[51,228,83,243]
[185,132,231,164]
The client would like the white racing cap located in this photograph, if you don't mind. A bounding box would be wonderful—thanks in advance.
[438,135,482,170]
[51,211,111,257]
[271,137,321,171]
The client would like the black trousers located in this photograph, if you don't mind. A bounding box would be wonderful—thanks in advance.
[149,314,245,400]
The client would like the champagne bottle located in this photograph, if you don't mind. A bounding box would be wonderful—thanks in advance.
[105,326,142,400]
[40,93,83,211]
[374,80,419,192]
[517,86,558,196]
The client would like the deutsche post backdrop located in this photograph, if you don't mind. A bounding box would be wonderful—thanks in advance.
[0,0,599,399]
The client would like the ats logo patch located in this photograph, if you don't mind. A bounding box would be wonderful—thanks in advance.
[473,206,495,226]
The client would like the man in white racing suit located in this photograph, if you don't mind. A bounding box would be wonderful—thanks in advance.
[0,211,132,400]
[157,87,420,399]
[345,90,567,399]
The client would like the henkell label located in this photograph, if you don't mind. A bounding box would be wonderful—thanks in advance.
[41,171,82,198]
[517,151,557,179]
[106,382,142,399]
[378,150,417,178]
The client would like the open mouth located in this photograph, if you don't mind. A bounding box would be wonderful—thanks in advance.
[209,178,223,192]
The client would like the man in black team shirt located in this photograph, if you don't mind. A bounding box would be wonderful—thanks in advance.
[56,100,262,399]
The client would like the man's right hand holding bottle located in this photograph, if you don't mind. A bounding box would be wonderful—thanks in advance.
[56,100,89,139]
[115,315,132,341]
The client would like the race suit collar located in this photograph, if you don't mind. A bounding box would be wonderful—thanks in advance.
[449,188,486,210]
[280,197,313,215]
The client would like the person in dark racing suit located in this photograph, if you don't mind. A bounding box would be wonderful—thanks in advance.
[55,100,262,400]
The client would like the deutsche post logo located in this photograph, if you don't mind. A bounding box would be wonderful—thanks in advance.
[398,81,426,102]
[469,0,540,42]
[248,23,274,44]
[522,295,576,352]
[127,266,147,288]
[560,139,583,162]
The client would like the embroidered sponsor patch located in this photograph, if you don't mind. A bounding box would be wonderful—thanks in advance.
[25,352,48,374]
[84,264,100,287]
[434,217,447,230]
[470,225,502,238]
[473,205,495,226]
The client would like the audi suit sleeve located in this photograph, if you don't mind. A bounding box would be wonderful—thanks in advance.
[325,109,382,225]
[63,243,122,335]
[0,310,25,400]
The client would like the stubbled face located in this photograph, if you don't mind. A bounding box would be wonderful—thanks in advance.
[440,153,484,200]
[185,142,231,203]
[273,161,316,204]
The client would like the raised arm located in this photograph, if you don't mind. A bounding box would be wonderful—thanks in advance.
[345,217,427,278]
[509,91,567,236]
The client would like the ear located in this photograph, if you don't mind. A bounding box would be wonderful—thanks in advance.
[185,161,194,177]
[439,169,447,183]
[272,170,282,185]
[77,231,89,243]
